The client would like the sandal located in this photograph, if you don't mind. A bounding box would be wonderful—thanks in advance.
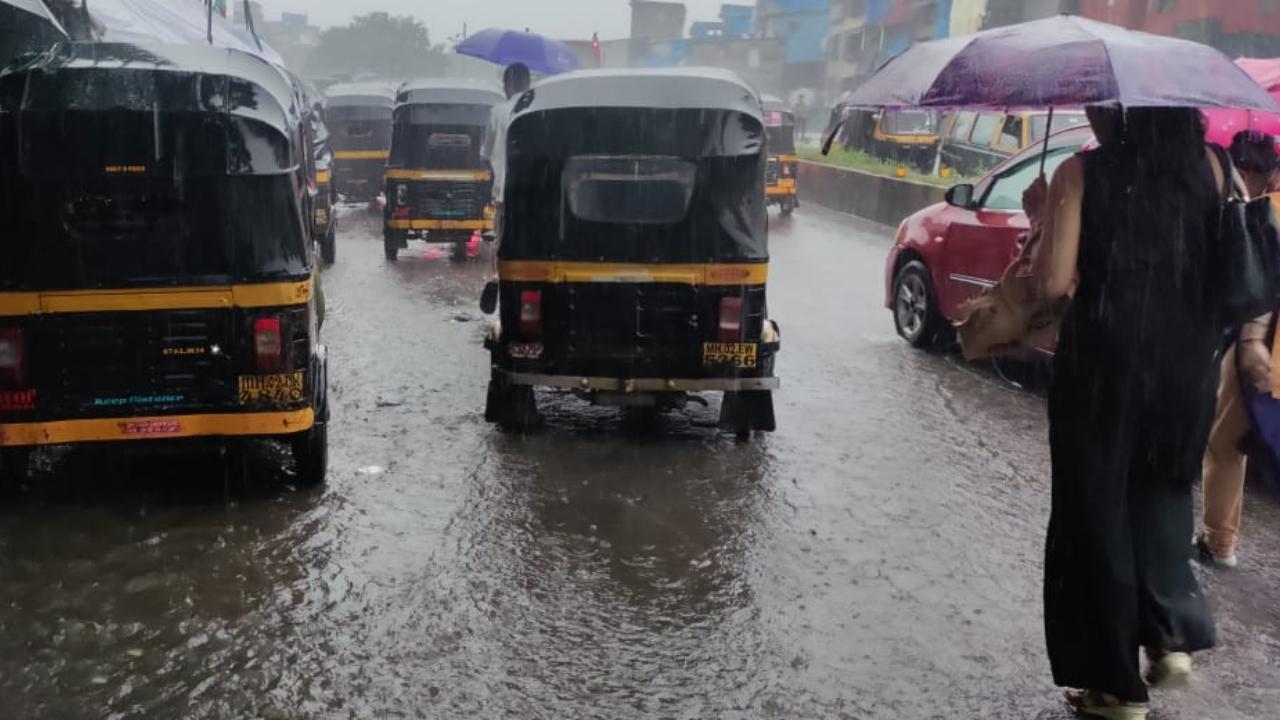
[1064,689,1149,719]
[1145,651,1193,689]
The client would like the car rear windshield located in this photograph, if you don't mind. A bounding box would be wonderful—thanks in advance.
[1030,113,1090,143]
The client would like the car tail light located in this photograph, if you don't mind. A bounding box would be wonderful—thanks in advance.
[718,297,744,343]
[518,289,542,339]
[0,328,25,388]
[253,317,284,373]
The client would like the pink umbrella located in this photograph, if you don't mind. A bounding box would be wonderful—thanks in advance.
[1204,58,1280,148]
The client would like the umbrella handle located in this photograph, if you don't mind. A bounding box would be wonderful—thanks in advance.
[1039,106,1055,177]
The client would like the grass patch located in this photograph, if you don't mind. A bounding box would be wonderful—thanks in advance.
[796,146,973,188]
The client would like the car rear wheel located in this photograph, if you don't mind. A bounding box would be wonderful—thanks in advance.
[893,260,949,348]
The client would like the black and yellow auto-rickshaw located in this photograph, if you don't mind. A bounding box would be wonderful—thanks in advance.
[303,87,338,264]
[0,42,329,490]
[324,82,395,201]
[761,95,799,216]
[480,69,781,435]
[868,109,945,172]
[383,79,504,262]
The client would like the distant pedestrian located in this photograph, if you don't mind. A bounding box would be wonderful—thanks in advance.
[793,95,810,140]
[1196,130,1280,570]
[484,63,532,210]
[1024,106,1227,717]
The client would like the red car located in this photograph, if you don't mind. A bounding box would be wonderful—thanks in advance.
[884,126,1094,349]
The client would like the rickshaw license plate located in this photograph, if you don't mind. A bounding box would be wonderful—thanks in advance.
[314,208,328,224]
[238,372,305,405]
[702,343,757,368]
[509,342,543,359]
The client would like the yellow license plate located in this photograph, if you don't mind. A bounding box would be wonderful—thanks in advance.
[238,372,305,405]
[702,342,757,369]
[314,208,328,225]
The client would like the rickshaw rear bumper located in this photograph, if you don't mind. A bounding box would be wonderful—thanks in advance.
[492,370,779,392]
[0,409,316,448]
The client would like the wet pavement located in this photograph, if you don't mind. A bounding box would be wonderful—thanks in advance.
[3,203,1280,719]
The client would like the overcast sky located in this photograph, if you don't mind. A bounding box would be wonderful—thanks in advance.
[260,0,732,43]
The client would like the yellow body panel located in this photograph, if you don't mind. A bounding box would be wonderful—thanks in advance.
[334,150,389,160]
[498,261,769,286]
[387,218,492,231]
[0,280,313,316]
[0,409,315,447]
[385,169,492,182]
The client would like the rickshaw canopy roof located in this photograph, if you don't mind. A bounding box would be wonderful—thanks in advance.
[0,41,300,139]
[395,79,504,108]
[513,68,763,120]
[326,81,397,110]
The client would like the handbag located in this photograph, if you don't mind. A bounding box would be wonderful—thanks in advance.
[1211,145,1280,325]
[956,231,1070,361]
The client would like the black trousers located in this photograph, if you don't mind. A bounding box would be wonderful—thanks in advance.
[1045,366,1217,703]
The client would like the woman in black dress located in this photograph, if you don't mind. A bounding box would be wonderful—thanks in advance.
[1032,106,1224,718]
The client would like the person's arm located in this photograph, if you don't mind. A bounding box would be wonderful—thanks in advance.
[1238,315,1274,393]
[1032,156,1085,300]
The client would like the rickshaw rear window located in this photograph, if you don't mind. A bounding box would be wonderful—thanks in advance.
[399,104,494,127]
[881,110,940,136]
[0,175,307,290]
[345,121,378,138]
[564,156,696,225]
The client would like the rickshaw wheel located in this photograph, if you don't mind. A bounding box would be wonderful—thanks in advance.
[383,231,400,262]
[320,224,337,266]
[485,375,542,431]
[0,447,32,498]
[718,390,776,437]
[291,421,328,488]
[780,198,796,217]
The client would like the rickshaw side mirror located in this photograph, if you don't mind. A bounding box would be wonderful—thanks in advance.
[480,281,499,314]
[946,183,976,209]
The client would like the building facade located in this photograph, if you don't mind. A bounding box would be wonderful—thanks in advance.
[755,0,832,94]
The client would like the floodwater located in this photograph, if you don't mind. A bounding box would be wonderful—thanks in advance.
[2,204,1279,719]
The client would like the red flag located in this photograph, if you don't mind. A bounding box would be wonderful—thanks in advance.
[592,32,602,67]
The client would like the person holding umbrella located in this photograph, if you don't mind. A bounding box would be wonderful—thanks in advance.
[848,16,1278,719]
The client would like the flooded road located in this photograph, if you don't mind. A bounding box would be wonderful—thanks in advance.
[3,204,1280,719]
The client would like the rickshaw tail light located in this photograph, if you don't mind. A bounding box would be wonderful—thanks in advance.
[0,328,25,388]
[718,297,744,343]
[253,318,284,373]
[518,290,543,339]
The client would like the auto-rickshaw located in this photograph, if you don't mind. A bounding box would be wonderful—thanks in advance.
[325,82,395,201]
[0,42,329,491]
[761,95,799,216]
[480,68,781,435]
[868,109,945,172]
[302,83,337,264]
[383,79,504,262]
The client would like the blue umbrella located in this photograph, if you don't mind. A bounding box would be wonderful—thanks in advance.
[455,28,580,76]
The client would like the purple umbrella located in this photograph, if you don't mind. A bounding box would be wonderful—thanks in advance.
[848,15,1276,112]
[455,28,581,77]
